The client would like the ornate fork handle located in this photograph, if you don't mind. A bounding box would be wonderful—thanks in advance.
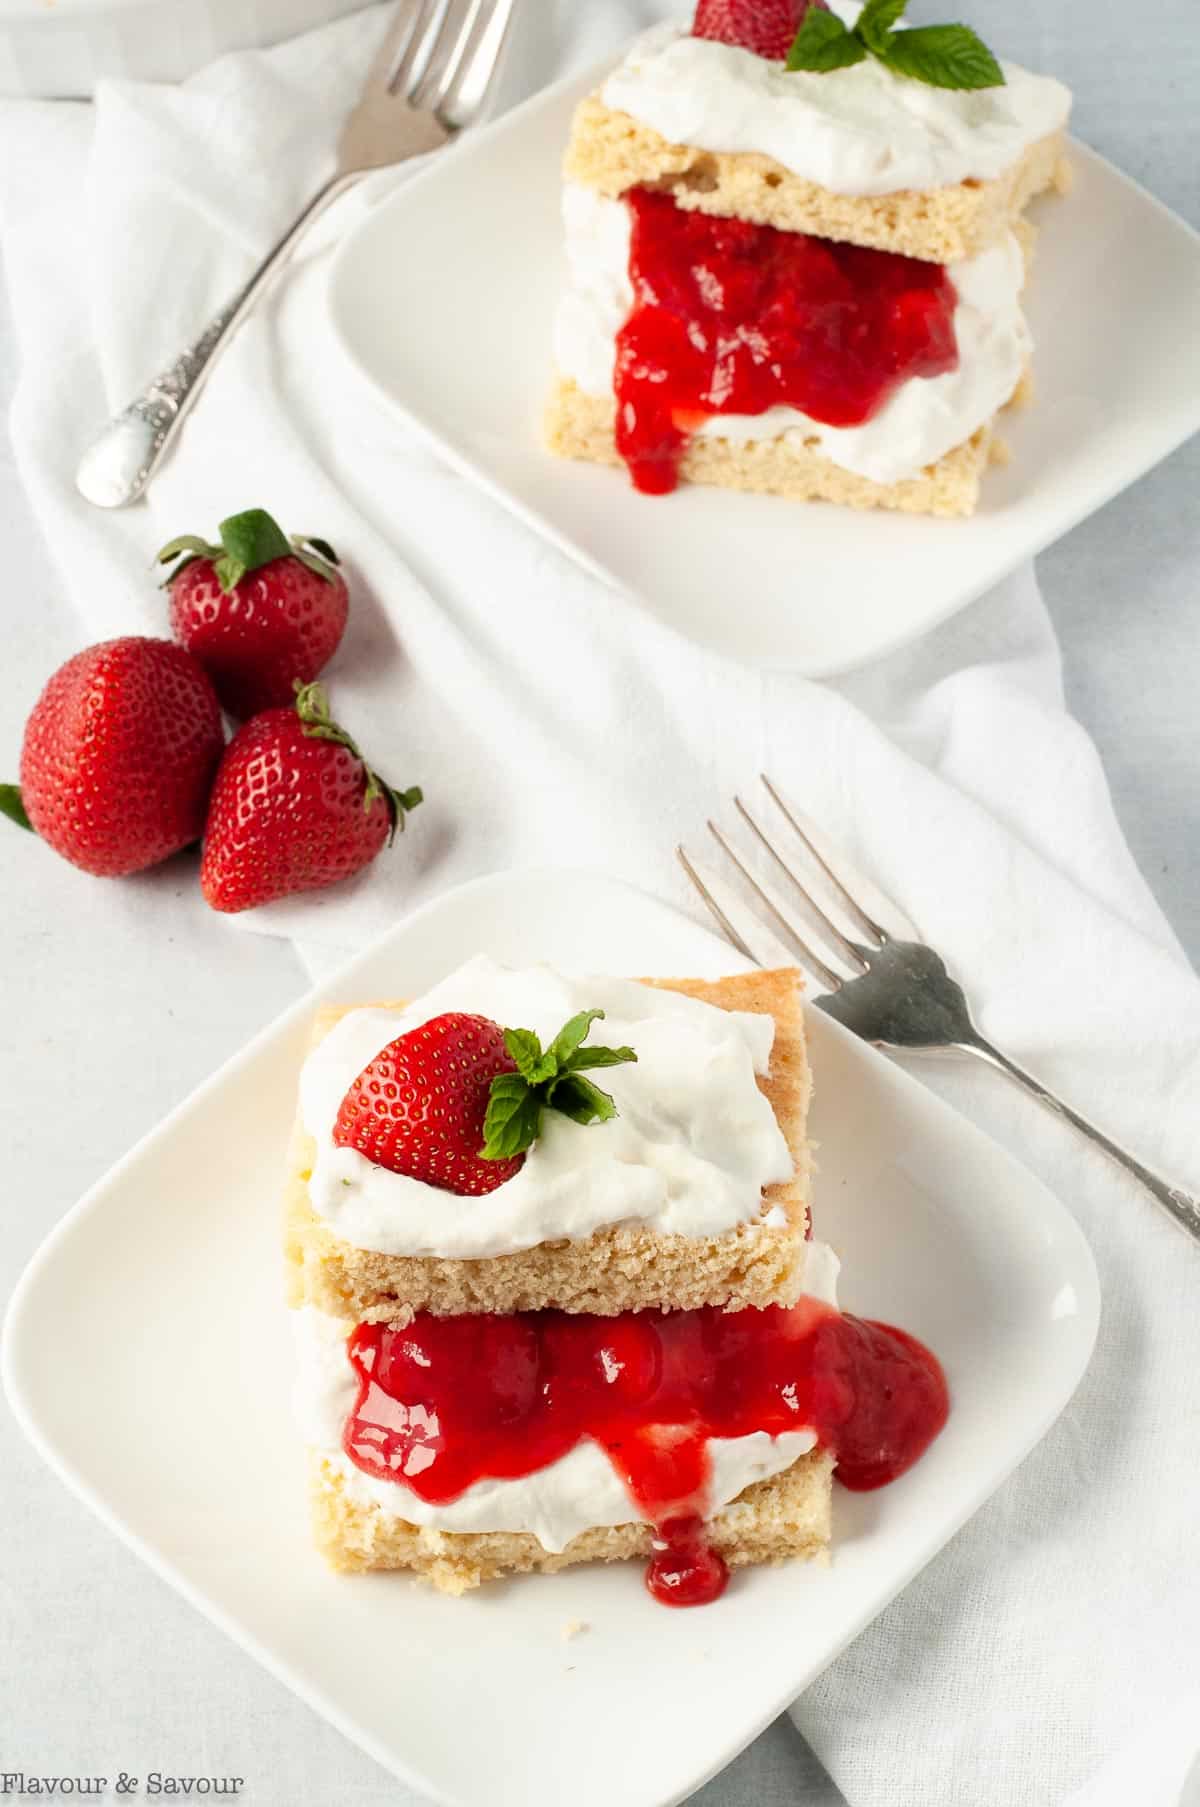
[964,1032,1200,1242]
[76,172,355,510]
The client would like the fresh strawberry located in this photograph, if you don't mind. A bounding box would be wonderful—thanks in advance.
[334,1006,638,1197]
[336,1013,524,1196]
[693,0,826,59]
[158,507,349,719]
[198,682,419,913]
[1,636,223,877]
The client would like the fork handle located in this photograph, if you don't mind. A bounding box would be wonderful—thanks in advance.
[964,1033,1200,1246]
[75,170,357,510]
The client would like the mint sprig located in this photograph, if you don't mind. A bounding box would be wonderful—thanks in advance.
[787,0,1004,91]
[481,1008,637,1162]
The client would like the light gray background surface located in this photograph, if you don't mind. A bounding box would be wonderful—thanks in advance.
[1,2,1197,1803]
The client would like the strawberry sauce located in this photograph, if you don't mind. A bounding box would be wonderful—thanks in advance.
[343,1299,948,1607]
[613,187,959,494]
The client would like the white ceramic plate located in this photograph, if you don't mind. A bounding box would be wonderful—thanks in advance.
[3,870,1099,1807]
[328,54,1200,677]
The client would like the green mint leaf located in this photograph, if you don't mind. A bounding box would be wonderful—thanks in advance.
[546,1007,606,1069]
[567,1044,638,1073]
[503,1027,557,1087]
[786,9,867,72]
[488,1006,637,1159]
[0,784,32,832]
[503,1026,543,1074]
[855,0,908,51]
[877,23,1004,89]
[214,508,293,592]
[546,1072,619,1128]
[482,1073,543,1161]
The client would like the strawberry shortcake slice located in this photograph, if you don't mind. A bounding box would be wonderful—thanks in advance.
[546,0,1071,514]
[285,956,948,1603]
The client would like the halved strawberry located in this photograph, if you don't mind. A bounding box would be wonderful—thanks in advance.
[693,0,826,59]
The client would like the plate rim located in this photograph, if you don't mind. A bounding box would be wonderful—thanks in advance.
[2,866,1102,1807]
[324,48,1200,679]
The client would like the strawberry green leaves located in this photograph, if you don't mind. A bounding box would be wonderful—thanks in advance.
[787,0,1003,89]
[0,784,32,832]
[294,681,422,837]
[156,507,341,594]
[481,1009,638,1162]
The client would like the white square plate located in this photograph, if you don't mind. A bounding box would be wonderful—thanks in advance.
[327,54,1200,677]
[3,870,1099,1807]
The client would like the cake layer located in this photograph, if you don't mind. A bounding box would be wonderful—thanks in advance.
[284,967,812,1320]
[565,93,1069,265]
[310,1447,834,1591]
[546,375,1012,517]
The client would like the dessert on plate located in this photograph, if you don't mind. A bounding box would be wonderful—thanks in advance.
[286,954,948,1604]
[545,0,1072,514]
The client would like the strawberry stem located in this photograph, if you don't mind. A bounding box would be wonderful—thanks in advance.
[294,682,422,840]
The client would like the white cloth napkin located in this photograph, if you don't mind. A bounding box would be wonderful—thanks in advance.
[2,7,1199,1807]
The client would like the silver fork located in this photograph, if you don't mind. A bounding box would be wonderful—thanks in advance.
[76,0,517,509]
[680,775,1200,1247]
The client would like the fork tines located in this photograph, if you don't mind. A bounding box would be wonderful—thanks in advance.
[376,0,514,123]
[678,777,891,994]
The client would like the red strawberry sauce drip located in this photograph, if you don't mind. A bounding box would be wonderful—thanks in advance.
[343,1299,948,1607]
[613,187,960,495]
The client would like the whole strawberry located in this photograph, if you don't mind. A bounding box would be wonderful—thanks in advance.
[693,0,825,59]
[158,507,349,719]
[1,636,223,877]
[199,681,421,913]
[334,1006,637,1197]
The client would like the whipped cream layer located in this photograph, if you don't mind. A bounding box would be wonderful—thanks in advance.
[554,183,1030,485]
[601,9,1070,199]
[294,1240,839,1553]
[300,955,796,1259]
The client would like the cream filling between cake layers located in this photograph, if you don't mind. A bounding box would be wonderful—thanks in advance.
[553,184,1031,486]
[300,955,796,1259]
[294,1242,839,1553]
[601,8,1071,198]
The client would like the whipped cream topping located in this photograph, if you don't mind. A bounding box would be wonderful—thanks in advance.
[293,1241,840,1553]
[300,955,796,1259]
[554,184,1030,485]
[601,8,1070,199]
